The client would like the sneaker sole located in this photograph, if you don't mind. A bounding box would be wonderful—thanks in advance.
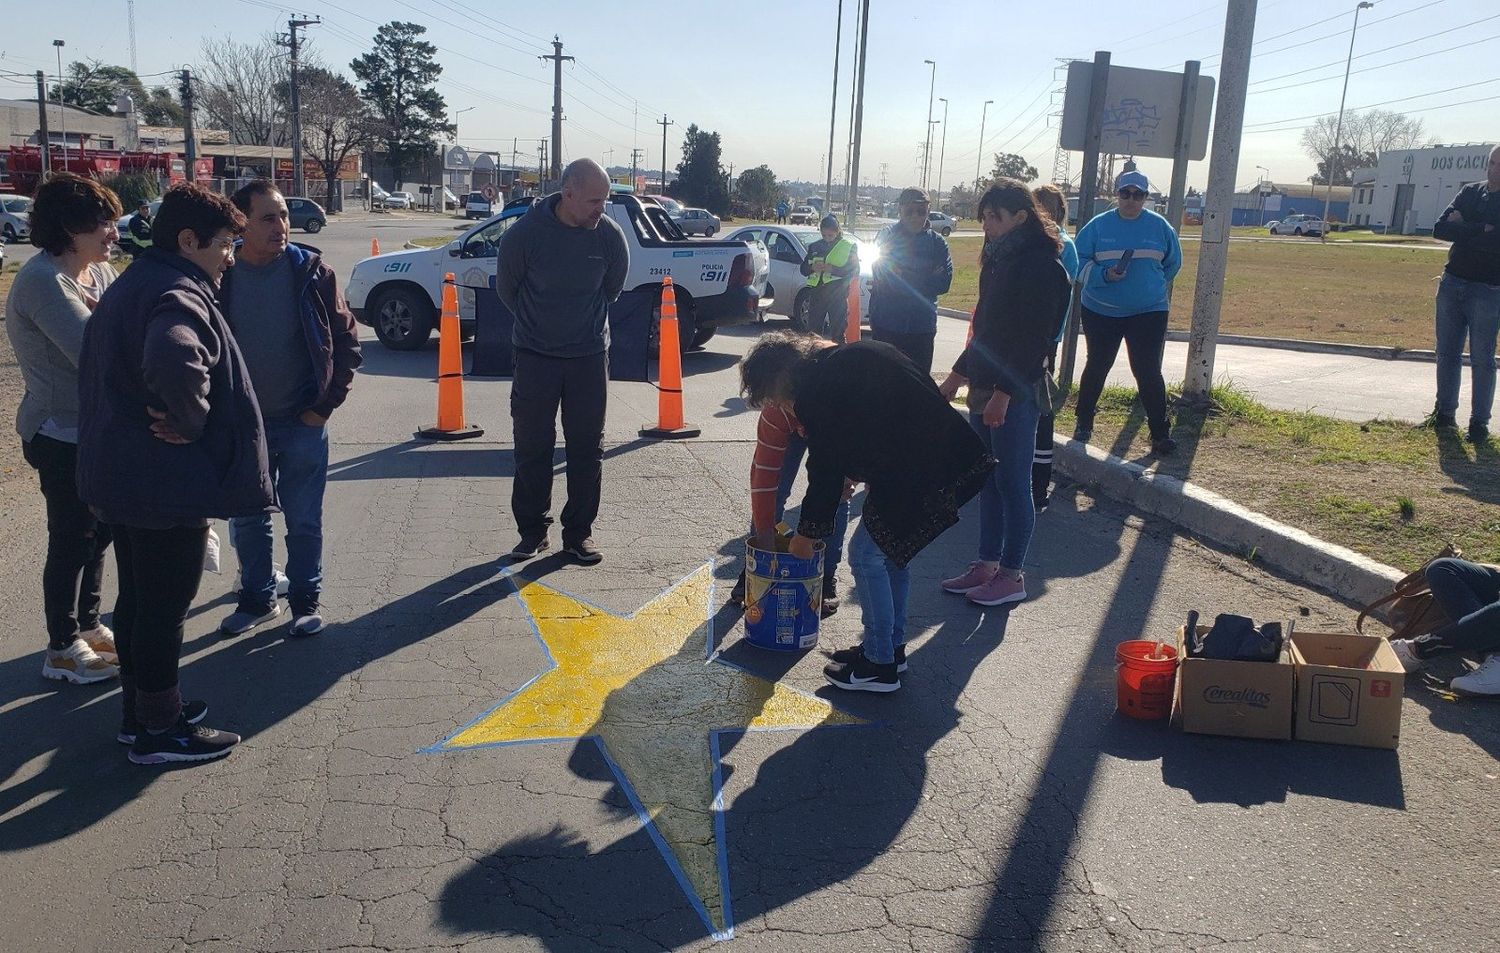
[41,666,117,685]
[508,544,551,560]
[942,581,990,594]
[968,591,1027,608]
[129,746,236,766]
[118,703,209,744]
[827,650,908,674]
[219,609,282,636]
[290,620,326,637]
[824,673,901,693]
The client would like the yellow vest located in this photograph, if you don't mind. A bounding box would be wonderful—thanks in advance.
[806,236,855,287]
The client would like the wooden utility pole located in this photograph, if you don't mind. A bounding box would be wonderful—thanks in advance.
[541,37,573,182]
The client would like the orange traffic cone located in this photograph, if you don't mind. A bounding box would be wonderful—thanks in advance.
[845,276,862,343]
[416,273,484,441]
[639,277,701,439]
[371,237,380,256]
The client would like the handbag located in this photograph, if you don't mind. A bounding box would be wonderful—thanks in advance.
[1355,543,1461,639]
[1033,371,1070,416]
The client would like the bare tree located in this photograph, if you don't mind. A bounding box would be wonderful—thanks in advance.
[297,67,379,208]
[1301,108,1431,182]
[196,33,322,147]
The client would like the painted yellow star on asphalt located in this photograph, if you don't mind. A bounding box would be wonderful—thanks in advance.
[434,564,863,939]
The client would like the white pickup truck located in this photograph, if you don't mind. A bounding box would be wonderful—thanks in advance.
[345,194,771,351]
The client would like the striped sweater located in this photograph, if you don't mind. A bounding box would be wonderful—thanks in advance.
[750,405,800,536]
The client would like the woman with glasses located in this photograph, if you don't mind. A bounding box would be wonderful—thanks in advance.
[1071,169,1183,455]
[77,183,274,765]
[5,173,123,686]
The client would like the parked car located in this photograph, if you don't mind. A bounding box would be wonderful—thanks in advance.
[367,182,392,208]
[675,207,720,237]
[464,191,492,220]
[789,205,818,225]
[286,196,327,233]
[385,191,415,209]
[1263,220,1280,232]
[722,224,875,330]
[927,210,957,236]
[346,193,769,352]
[1269,213,1325,237]
[1,193,33,242]
[640,195,686,217]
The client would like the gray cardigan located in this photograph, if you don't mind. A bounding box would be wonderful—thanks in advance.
[5,251,116,442]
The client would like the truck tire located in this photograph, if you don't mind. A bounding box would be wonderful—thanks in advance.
[790,289,813,332]
[371,285,436,351]
[648,292,698,357]
[691,326,716,348]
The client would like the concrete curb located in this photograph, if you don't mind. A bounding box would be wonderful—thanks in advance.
[1053,438,1403,607]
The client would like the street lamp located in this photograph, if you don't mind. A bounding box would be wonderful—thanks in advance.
[52,39,66,169]
[454,105,475,143]
[922,59,936,190]
[1322,1,1374,242]
[1255,164,1270,226]
[935,97,949,210]
[974,98,993,201]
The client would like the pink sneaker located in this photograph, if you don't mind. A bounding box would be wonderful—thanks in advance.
[967,571,1027,607]
[942,561,1000,594]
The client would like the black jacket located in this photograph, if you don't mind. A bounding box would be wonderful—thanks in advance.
[868,224,954,334]
[76,248,274,526]
[953,230,1073,399]
[793,340,993,567]
[1434,182,1500,285]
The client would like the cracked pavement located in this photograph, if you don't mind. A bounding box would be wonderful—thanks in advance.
[0,317,1496,952]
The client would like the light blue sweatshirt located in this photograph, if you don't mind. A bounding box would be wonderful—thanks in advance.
[1074,208,1181,317]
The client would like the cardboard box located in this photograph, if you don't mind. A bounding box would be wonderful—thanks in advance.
[1174,625,1296,741]
[1289,631,1405,750]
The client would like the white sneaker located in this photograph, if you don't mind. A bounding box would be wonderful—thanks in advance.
[1388,638,1424,673]
[41,638,119,684]
[1450,654,1500,697]
[78,624,117,664]
[275,570,290,599]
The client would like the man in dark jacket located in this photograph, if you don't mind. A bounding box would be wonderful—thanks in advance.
[125,201,153,257]
[77,182,271,765]
[800,213,859,341]
[739,332,992,693]
[215,180,362,639]
[867,187,953,375]
[497,158,629,564]
[1432,144,1500,444]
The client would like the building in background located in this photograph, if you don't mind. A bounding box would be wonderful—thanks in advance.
[1231,183,1350,227]
[1348,142,1497,234]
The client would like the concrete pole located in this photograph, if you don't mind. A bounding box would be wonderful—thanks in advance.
[542,37,573,183]
[824,0,843,212]
[846,0,871,225]
[935,97,949,208]
[974,99,992,197]
[34,72,51,174]
[1184,0,1259,402]
[921,59,936,190]
[1164,61,1201,233]
[1057,50,1110,388]
[1321,2,1372,243]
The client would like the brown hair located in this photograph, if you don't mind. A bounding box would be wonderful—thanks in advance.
[739,330,827,408]
[28,172,124,256]
[977,179,1061,255]
[153,182,246,254]
[1032,184,1067,228]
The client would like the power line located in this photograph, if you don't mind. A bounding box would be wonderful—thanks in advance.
[1250,24,1500,95]
[1244,92,1500,135]
[1244,78,1500,131]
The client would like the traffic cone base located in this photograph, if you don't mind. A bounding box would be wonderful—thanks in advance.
[639,423,701,439]
[416,423,485,441]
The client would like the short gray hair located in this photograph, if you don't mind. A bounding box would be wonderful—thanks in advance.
[561,158,609,191]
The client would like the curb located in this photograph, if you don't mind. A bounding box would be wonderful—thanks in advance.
[1053,438,1403,608]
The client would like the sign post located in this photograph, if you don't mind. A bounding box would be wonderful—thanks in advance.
[1057,51,1110,389]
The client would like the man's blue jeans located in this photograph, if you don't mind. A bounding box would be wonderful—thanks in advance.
[1435,272,1500,429]
[774,432,849,577]
[969,394,1042,569]
[847,517,908,665]
[230,416,328,608]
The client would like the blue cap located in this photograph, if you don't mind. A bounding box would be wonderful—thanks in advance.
[1116,170,1151,194]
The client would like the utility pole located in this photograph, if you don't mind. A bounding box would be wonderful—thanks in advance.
[975,99,993,196]
[180,68,197,180]
[538,140,547,189]
[52,40,66,170]
[935,97,949,208]
[280,16,321,197]
[1185,0,1259,401]
[824,0,844,213]
[541,36,573,182]
[844,2,863,195]
[846,0,871,223]
[921,59,936,190]
[1322,1,1373,243]
[34,72,51,174]
[127,0,138,73]
[657,114,674,196]
[630,147,643,187]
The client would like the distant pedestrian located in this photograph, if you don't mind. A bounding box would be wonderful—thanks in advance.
[217,179,362,639]
[1071,169,1182,455]
[739,332,992,693]
[497,158,628,564]
[868,187,953,376]
[937,180,1072,608]
[776,200,789,225]
[77,183,271,764]
[6,172,122,685]
[801,214,860,341]
[1389,557,1500,696]
[1030,184,1080,510]
[1431,144,1500,444]
[125,201,153,257]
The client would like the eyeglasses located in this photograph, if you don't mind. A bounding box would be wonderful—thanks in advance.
[1118,189,1147,200]
[210,237,240,252]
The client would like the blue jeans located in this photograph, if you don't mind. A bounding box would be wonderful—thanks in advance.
[230,416,328,608]
[847,518,908,665]
[970,394,1042,569]
[1413,558,1500,659]
[774,432,849,576]
[1435,273,1500,428]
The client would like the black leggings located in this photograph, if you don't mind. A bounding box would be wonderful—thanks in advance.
[1075,308,1171,440]
[23,435,112,650]
[112,524,208,730]
[1413,558,1500,659]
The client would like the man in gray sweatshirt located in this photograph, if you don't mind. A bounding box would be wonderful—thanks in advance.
[497,158,629,563]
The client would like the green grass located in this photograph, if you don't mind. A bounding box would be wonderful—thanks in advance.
[408,236,453,248]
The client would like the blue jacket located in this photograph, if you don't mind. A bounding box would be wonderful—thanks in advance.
[1074,208,1181,317]
[868,224,953,334]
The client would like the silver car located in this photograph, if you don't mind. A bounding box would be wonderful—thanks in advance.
[1,194,32,242]
[674,207,720,237]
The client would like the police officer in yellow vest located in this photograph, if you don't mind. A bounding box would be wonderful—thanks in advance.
[801,213,860,341]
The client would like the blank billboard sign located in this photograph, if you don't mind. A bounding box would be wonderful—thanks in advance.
[1060,61,1216,161]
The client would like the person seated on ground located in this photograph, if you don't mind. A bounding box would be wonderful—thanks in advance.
[738,331,993,694]
[1389,557,1500,695]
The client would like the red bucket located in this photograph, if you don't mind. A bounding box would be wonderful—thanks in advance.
[1115,640,1179,720]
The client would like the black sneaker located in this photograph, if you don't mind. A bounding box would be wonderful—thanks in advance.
[729,572,747,606]
[1151,436,1178,456]
[289,600,325,637]
[562,537,603,565]
[128,716,240,765]
[1430,411,1457,429]
[1468,423,1490,444]
[118,700,208,745]
[824,649,901,693]
[829,643,907,673]
[1034,494,1050,513]
[509,533,550,561]
[821,576,840,617]
[1072,424,1092,443]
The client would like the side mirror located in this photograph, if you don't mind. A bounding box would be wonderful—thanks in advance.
[447,240,463,258]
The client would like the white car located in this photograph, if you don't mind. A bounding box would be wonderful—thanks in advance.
[927,210,957,236]
[675,207,720,237]
[722,224,874,330]
[1269,213,1325,237]
[1,193,32,242]
[385,191,415,210]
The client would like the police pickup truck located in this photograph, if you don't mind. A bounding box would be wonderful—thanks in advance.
[346,193,771,351]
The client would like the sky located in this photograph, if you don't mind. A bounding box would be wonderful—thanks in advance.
[2,0,1497,194]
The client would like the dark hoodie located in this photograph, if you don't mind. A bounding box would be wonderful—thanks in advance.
[952,228,1072,400]
[495,194,630,358]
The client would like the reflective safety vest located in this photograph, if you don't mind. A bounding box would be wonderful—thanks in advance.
[806,236,854,288]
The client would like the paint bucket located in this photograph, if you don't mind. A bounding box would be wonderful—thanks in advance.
[1115,640,1179,720]
[743,537,824,652]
